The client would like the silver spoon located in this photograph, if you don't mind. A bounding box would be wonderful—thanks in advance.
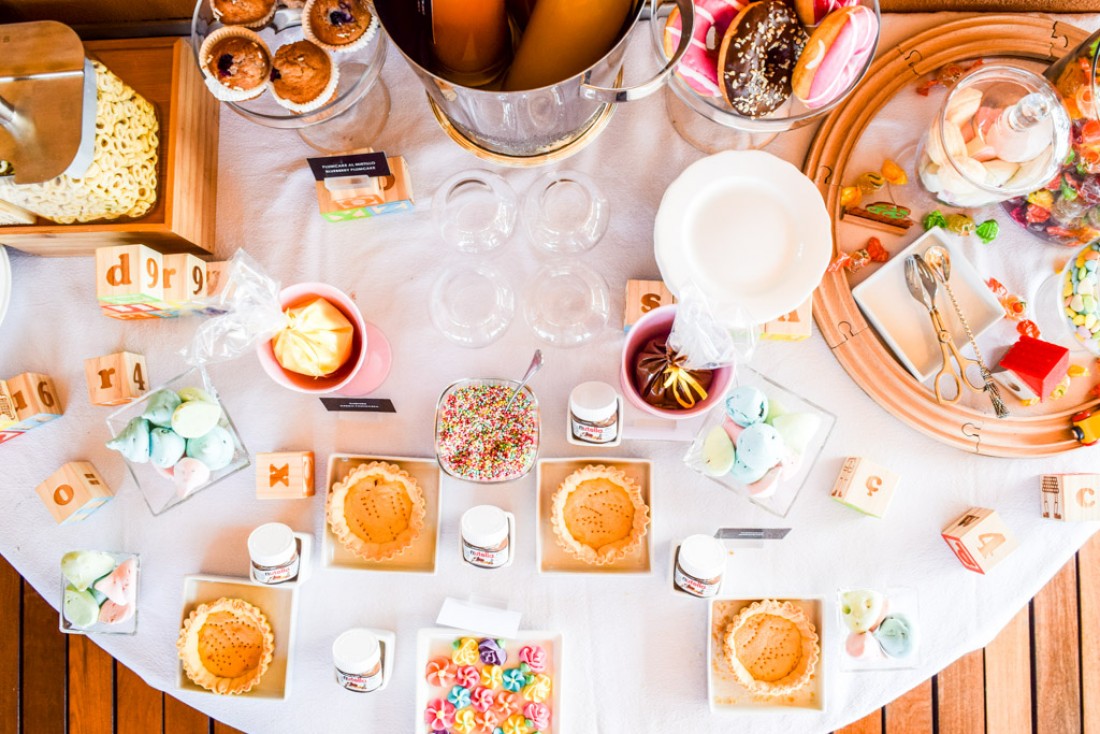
[504,349,543,410]
[922,245,1009,418]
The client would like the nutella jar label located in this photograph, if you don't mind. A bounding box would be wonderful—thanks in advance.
[462,541,510,568]
[674,563,720,598]
[337,667,383,692]
[571,416,618,444]
[252,555,300,585]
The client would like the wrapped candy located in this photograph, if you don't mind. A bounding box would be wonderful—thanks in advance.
[633,338,714,410]
[923,210,948,230]
[915,58,983,96]
[1017,319,1041,338]
[856,172,886,194]
[828,237,889,273]
[271,298,354,378]
[986,278,1028,320]
[945,213,976,235]
[840,186,862,208]
[976,219,1000,244]
[881,159,908,185]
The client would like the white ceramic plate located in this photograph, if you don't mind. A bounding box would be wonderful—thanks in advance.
[0,246,10,330]
[852,229,1003,382]
[654,151,833,324]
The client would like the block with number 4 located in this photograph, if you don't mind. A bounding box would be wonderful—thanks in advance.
[942,507,1018,574]
[84,352,149,406]
[830,456,899,518]
[256,451,315,499]
[35,461,114,525]
[1041,474,1100,521]
[5,372,63,430]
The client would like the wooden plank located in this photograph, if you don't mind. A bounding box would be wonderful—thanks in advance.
[116,663,163,734]
[213,722,245,734]
[936,650,985,734]
[1033,560,1081,734]
[984,605,1033,734]
[1079,533,1100,734]
[68,635,113,734]
[0,556,20,734]
[836,710,883,734]
[885,678,933,734]
[163,693,209,734]
[21,583,66,734]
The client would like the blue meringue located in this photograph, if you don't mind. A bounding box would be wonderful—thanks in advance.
[736,423,784,471]
[873,614,915,658]
[106,417,151,463]
[729,456,767,484]
[150,427,186,469]
[185,425,235,471]
[724,386,769,427]
[140,389,181,428]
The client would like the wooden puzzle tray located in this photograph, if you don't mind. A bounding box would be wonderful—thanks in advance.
[805,14,1099,457]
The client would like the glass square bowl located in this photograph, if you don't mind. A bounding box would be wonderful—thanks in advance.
[106,367,249,515]
[59,551,139,636]
[683,366,835,517]
[433,378,540,483]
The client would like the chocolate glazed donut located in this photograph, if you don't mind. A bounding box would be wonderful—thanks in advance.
[718,0,808,118]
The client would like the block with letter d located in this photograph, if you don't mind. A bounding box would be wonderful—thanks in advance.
[5,372,63,430]
[35,461,114,525]
[1041,474,1100,521]
[95,244,165,306]
[830,456,898,518]
[942,507,1018,574]
[84,351,149,406]
[256,451,315,499]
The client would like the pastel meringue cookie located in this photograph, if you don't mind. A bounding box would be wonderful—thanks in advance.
[518,644,546,673]
[746,464,783,497]
[99,599,135,625]
[724,386,769,427]
[524,701,551,730]
[185,425,235,471]
[178,386,218,404]
[93,557,137,606]
[845,631,881,659]
[771,412,821,455]
[173,457,212,499]
[141,389,182,427]
[701,425,736,476]
[478,638,507,666]
[721,416,745,444]
[106,417,152,463]
[730,456,768,485]
[735,423,785,471]
[171,399,223,439]
[873,613,915,658]
[61,551,117,591]
[150,427,186,469]
[840,589,887,634]
[63,586,101,628]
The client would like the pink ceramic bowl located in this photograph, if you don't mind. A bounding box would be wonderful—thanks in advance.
[256,282,368,395]
[620,304,734,420]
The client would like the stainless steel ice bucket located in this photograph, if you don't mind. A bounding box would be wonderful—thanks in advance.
[375,0,693,162]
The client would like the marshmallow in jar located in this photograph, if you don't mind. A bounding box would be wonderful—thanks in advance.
[918,64,1070,208]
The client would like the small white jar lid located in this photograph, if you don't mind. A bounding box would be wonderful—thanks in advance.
[678,534,726,580]
[333,628,381,673]
[569,381,619,423]
[461,505,509,547]
[247,522,297,567]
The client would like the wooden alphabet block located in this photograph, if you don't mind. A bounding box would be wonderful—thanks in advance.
[5,372,63,430]
[35,461,114,525]
[942,507,1018,574]
[95,245,165,306]
[1041,474,1100,521]
[0,380,16,432]
[761,297,812,341]
[161,253,207,308]
[624,279,676,331]
[0,430,24,445]
[256,451,315,499]
[830,456,899,518]
[199,261,229,316]
[99,302,162,320]
[84,352,149,406]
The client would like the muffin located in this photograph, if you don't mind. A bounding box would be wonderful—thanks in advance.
[210,0,276,28]
[303,0,378,54]
[270,40,339,113]
[200,27,272,102]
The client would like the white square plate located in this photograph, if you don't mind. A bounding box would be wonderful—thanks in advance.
[852,228,1003,382]
[707,597,826,713]
[322,454,441,573]
[535,457,652,575]
[177,574,297,700]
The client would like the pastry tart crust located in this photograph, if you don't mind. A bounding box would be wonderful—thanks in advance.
[723,599,820,696]
[177,597,274,695]
[326,461,426,561]
[550,464,650,565]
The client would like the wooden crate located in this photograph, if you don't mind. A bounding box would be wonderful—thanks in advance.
[0,37,218,257]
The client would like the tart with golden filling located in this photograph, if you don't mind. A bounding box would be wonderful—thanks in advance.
[550,464,649,565]
[327,461,426,561]
[177,597,274,695]
[723,599,820,696]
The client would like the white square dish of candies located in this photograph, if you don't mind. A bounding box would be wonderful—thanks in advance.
[415,628,563,734]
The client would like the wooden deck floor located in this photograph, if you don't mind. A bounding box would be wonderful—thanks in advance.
[1,534,1096,734]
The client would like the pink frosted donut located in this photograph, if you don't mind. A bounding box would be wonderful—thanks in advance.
[795,0,860,26]
[663,0,748,97]
[792,5,878,110]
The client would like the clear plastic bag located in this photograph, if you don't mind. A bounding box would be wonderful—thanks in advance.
[667,283,755,370]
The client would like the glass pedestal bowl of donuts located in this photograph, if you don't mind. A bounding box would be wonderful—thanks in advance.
[190,0,386,130]
[650,0,881,151]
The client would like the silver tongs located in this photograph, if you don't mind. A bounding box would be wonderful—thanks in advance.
[904,255,985,404]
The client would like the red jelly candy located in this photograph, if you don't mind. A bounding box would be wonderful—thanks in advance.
[1017,319,1041,338]
[1026,204,1051,224]
[986,278,1007,297]
[866,237,889,263]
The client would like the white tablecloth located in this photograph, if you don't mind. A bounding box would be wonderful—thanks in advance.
[1,12,1098,734]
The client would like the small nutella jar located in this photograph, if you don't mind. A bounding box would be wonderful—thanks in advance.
[461,505,513,569]
[333,628,384,692]
[674,534,725,598]
[247,523,300,585]
[569,381,619,445]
